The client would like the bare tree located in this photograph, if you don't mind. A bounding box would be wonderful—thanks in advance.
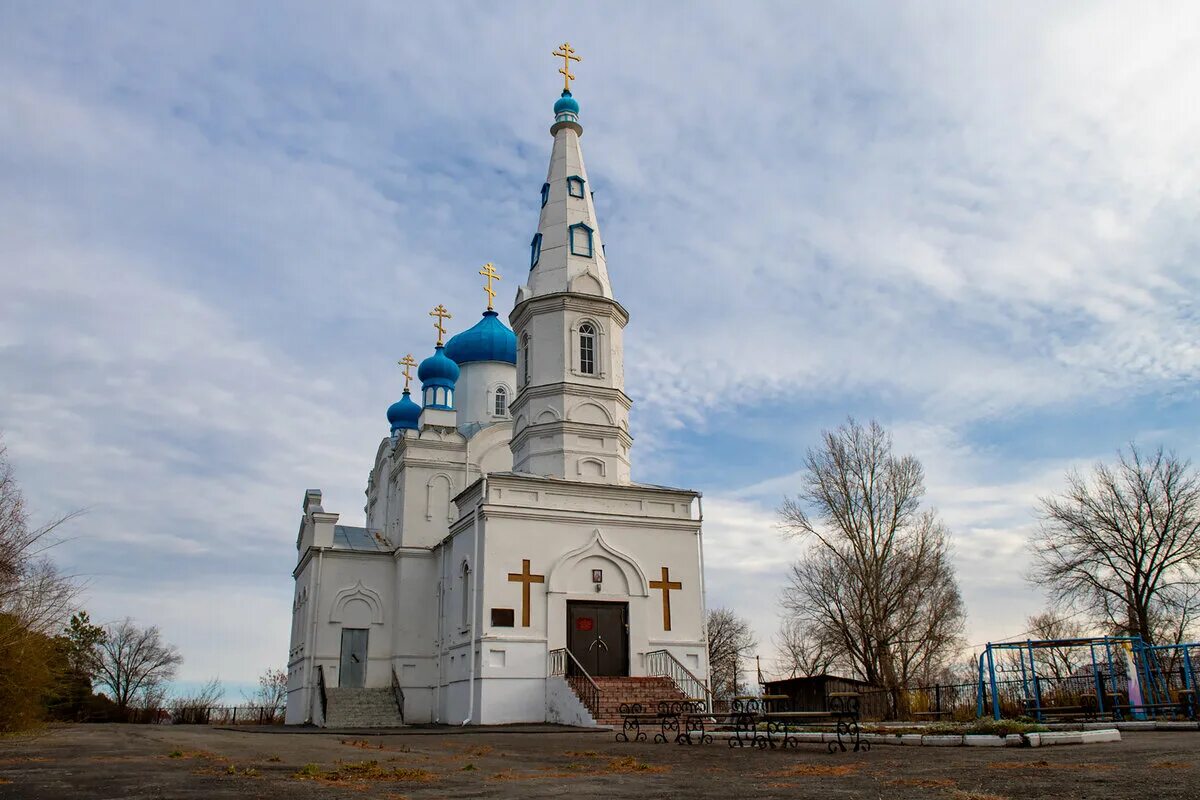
[1031,445,1200,646]
[245,668,288,717]
[95,618,182,713]
[0,438,80,645]
[170,677,224,723]
[0,438,82,731]
[774,618,837,678]
[706,608,756,699]
[778,418,966,700]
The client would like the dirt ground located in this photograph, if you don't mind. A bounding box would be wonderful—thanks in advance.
[0,724,1197,800]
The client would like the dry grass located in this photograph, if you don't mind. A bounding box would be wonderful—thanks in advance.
[770,763,859,778]
[887,777,957,789]
[294,760,438,786]
[1150,760,1192,769]
[563,750,602,758]
[0,755,48,766]
[600,755,668,774]
[951,791,1010,800]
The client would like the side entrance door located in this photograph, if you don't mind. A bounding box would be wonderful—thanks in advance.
[567,601,628,677]
[339,628,368,688]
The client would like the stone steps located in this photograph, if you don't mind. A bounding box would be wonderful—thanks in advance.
[323,687,405,728]
[576,677,686,726]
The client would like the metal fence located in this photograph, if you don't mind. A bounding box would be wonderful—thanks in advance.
[117,705,284,725]
[853,663,1200,721]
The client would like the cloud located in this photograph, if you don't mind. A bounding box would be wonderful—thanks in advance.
[1,3,1197,685]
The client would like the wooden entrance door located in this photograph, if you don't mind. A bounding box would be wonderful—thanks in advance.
[567,601,628,677]
[339,628,368,688]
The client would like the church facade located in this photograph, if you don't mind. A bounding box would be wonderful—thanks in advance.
[285,54,709,726]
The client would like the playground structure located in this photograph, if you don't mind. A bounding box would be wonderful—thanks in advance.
[976,636,1198,722]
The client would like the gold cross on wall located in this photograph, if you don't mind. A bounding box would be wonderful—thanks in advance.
[397,354,417,391]
[429,304,452,346]
[649,566,683,631]
[479,262,501,310]
[507,559,545,627]
[552,42,581,92]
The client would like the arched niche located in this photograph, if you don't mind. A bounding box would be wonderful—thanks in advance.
[546,530,648,597]
[329,581,385,626]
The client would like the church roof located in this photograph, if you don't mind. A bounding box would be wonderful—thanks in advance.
[444,310,517,365]
[515,87,615,306]
[332,525,393,552]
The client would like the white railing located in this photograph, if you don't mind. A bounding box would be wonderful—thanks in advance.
[549,648,601,720]
[646,649,712,712]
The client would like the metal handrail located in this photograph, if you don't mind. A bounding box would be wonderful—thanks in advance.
[316,664,328,725]
[549,648,601,720]
[646,649,712,712]
[390,667,405,722]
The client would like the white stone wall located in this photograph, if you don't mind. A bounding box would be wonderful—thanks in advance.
[454,360,516,432]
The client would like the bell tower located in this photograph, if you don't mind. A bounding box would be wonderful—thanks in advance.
[509,44,633,485]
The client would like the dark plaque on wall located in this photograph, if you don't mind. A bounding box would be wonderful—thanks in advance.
[592,569,603,583]
[491,608,515,627]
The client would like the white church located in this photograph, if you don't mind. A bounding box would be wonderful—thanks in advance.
[285,47,709,727]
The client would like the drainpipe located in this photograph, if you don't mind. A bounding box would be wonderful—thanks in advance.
[462,476,486,725]
[696,494,712,710]
[307,548,325,724]
[435,541,446,723]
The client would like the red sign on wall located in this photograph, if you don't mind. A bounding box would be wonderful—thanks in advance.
[576,617,594,632]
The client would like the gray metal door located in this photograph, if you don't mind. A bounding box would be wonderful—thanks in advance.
[339,628,368,688]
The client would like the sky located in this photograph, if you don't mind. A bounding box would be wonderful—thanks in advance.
[2,3,1198,698]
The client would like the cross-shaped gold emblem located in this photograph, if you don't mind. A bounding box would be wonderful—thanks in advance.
[429,304,452,346]
[649,566,683,631]
[397,354,417,391]
[507,559,545,627]
[479,262,501,311]
[552,42,581,92]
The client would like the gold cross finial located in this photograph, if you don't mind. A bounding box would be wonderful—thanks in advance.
[429,304,452,346]
[397,354,417,391]
[479,262,501,310]
[552,42,581,92]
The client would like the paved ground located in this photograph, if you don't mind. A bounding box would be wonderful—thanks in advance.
[0,724,1197,799]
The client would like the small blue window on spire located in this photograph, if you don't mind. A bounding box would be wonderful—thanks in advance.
[568,223,593,258]
[567,176,585,198]
[530,232,542,268]
[540,183,550,208]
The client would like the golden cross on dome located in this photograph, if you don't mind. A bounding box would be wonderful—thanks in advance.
[429,304,452,346]
[397,354,417,391]
[552,42,581,92]
[479,262,501,310]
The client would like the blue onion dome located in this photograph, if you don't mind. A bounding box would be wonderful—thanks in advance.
[554,90,580,116]
[444,311,517,365]
[386,389,421,433]
[418,345,460,388]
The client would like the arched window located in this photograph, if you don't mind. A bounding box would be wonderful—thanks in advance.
[569,223,593,257]
[579,323,596,375]
[494,386,508,417]
[461,561,472,628]
[521,333,530,385]
[530,233,542,268]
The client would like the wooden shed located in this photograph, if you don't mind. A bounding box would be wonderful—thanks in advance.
[762,674,885,717]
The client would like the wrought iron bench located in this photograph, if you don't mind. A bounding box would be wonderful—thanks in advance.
[702,694,867,753]
[761,692,868,753]
[616,699,704,743]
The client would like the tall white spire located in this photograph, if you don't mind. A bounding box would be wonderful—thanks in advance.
[515,90,614,305]
[509,50,633,484]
